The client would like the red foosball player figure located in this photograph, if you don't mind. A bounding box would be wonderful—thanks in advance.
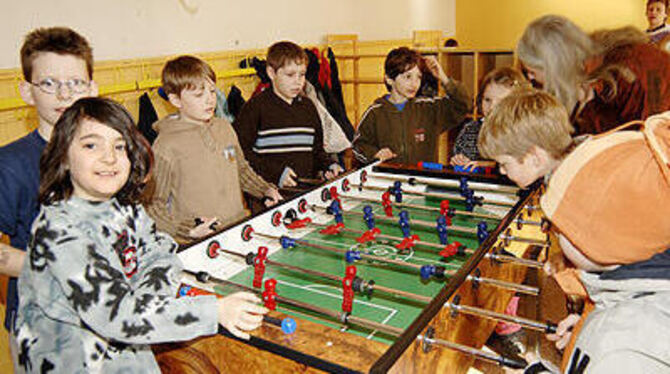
[381,191,393,217]
[439,200,453,225]
[329,186,342,207]
[342,266,356,313]
[262,278,278,311]
[253,246,269,288]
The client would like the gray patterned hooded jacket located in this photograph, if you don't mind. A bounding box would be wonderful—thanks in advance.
[564,249,670,373]
[14,197,218,373]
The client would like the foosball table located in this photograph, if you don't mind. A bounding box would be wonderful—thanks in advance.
[154,162,555,373]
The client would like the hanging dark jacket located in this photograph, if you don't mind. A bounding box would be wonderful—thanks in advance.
[138,92,159,144]
[227,85,246,119]
[304,49,355,141]
[328,47,346,111]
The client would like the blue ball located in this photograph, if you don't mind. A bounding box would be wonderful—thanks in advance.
[281,317,297,334]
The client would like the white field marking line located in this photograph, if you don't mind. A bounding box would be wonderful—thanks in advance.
[276,280,397,313]
[310,201,449,264]
[300,281,399,340]
[364,245,462,269]
[282,282,400,340]
[367,309,399,340]
[365,244,413,262]
[304,235,354,249]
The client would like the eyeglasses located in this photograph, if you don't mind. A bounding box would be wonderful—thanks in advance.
[30,78,90,95]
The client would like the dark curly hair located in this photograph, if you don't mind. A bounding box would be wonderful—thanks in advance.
[39,97,153,205]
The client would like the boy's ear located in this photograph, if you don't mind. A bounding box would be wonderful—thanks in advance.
[89,81,99,97]
[18,81,35,106]
[527,145,549,167]
[167,93,182,109]
[266,65,276,82]
[384,75,394,88]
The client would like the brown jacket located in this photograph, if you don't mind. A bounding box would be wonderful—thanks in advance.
[146,116,273,243]
[353,79,471,165]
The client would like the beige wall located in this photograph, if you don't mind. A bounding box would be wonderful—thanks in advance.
[0,0,455,69]
[455,0,648,49]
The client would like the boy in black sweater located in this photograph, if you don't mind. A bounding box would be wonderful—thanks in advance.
[233,41,341,189]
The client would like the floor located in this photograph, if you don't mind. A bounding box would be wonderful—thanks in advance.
[0,306,11,374]
[0,276,13,373]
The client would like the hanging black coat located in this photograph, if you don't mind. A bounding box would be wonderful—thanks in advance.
[227,85,246,119]
[138,92,158,144]
[327,48,346,114]
[304,49,355,141]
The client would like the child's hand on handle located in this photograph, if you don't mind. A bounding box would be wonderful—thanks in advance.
[374,147,397,162]
[449,153,471,166]
[324,163,344,180]
[423,55,449,85]
[463,160,496,171]
[189,217,219,239]
[278,167,297,188]
[263,187,283,207]
[217,292,269,340]
[546,313,580,350]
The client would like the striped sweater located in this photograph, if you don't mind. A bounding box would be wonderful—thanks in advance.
[233,89,332,184]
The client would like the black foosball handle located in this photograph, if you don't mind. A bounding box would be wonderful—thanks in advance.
[500,355,528,369]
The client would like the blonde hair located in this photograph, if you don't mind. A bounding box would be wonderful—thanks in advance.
[517,15,596,113]
[477,67,531,114]
[161,55,216,95]
[518,15,647,114]
[478,88,574,160]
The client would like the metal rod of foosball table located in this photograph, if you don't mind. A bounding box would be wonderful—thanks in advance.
[444,302,557,334]
[501,233,550,247]
[310,204,477,235]
[350,183,516,207]
[339,193,502,221]
[214,247,342,283]
[369,173,520,195]
[303,221,543,288]
[253,231,427,271]
[183,269,345,320]
[306,220,476,254]
[252,231,539,297]
[306,206,543,269]
[297,177,324,185]
[516,218,542,227]
[183,270,527,370]
[212,247,431,303]
[487,252,544,268]
[421,336,527,369]
[468,276,538,296]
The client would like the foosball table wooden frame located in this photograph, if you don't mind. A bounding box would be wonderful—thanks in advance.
[154,162,556,373]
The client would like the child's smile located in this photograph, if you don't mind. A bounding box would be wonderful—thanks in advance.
[67,118,130,201]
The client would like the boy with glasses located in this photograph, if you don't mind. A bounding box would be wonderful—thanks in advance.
[0,27,97,340]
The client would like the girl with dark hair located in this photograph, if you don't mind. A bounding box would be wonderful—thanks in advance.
[15,97,266,373]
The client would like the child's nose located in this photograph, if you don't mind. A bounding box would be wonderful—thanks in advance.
[101,147,117,163]
[56,85,73,101]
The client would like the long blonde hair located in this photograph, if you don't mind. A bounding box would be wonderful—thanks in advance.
[517,15,596,113]
[518,16,647,113]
